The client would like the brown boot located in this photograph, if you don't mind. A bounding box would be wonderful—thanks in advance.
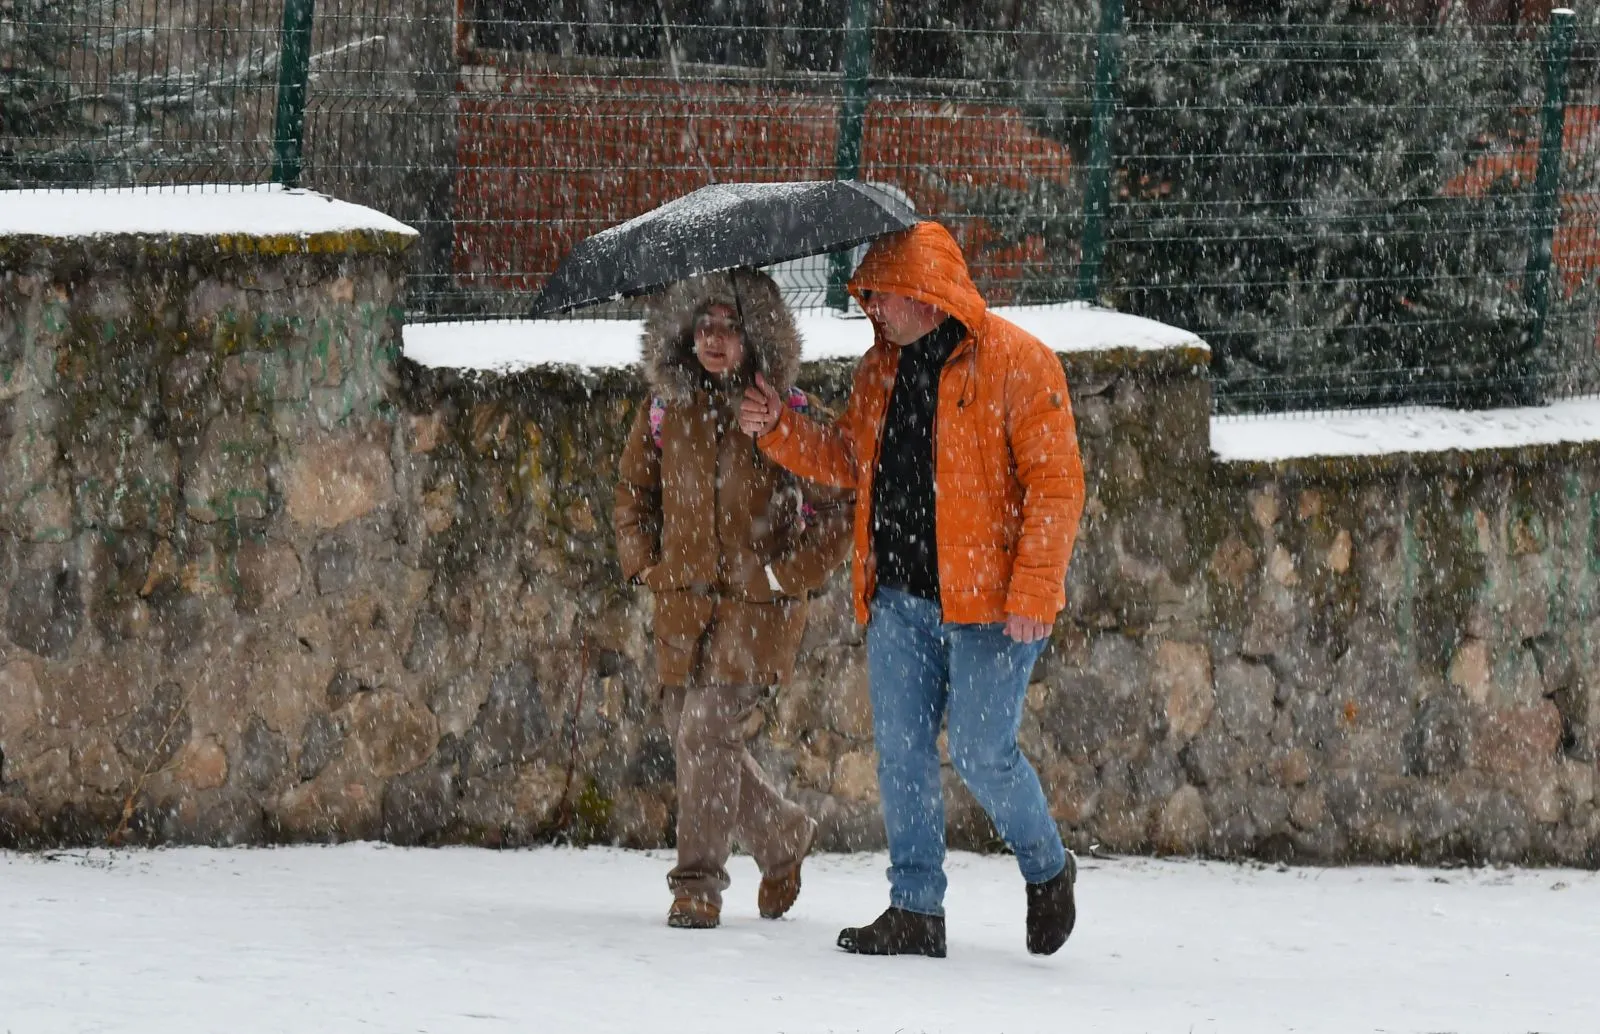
[837,907,947,957]
[758,818,818,920]
[667,895,720,930]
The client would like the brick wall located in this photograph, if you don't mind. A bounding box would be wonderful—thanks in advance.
[451,72,1073,303]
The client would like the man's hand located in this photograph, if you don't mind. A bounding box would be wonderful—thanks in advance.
[1004,614,1051,643]
[739,373,784,438]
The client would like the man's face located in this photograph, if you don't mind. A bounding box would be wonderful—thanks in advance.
[861,290,944,346]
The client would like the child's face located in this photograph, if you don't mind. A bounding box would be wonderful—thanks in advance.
[693,303,744,376]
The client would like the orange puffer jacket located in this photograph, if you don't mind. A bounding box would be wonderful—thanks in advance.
[759,221,1086,626]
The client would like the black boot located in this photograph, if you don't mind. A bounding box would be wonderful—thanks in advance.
[837,907,947,958]
[1025,852,1077,955]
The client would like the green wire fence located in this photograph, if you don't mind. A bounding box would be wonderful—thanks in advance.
[4,0,1600,413]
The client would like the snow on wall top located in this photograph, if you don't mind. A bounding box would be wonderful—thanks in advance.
[0,184,417,239]
[1212,397,1600,462]
[402,302,1207,373]
[404,310,1600,463]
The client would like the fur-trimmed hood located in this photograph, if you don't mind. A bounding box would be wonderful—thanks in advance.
[640,269,802,403]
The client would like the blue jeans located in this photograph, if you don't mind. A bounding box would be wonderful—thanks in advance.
[865,587,1067,916]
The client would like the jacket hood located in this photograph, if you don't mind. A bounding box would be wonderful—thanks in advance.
[640,269,802,403]
[846,221,988,337]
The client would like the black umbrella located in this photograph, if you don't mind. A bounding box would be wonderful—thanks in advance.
[529,179,919,316]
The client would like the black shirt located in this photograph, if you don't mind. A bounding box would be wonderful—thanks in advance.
[871,317,965,602]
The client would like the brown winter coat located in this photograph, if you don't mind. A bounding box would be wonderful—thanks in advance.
[614,270,853,687]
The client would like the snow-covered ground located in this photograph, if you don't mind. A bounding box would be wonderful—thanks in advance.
[2,845,1595,1034]
[401,303,1205,373]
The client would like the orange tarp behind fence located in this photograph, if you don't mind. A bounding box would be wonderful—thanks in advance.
[1445,104,1600,300]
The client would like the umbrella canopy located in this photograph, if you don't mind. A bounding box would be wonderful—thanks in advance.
[529,180,919,316]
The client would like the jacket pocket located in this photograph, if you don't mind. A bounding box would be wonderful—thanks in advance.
[659,592,716,646]
[706,597,806,686]
[654,590,715,679]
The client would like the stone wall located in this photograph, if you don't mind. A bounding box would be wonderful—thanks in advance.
[1187,446,1600,864]
[0,222,417,845]
[2,225,1597,866]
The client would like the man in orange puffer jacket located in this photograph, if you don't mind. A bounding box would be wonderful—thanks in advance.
[740,221,1086,957]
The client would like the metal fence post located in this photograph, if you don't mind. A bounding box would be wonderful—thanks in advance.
[1522,7,1576,376]
[1076,0,1125,304]
[827,0,874,310]
[272,0,316,187]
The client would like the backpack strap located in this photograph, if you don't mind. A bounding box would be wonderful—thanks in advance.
[648,396,667,450]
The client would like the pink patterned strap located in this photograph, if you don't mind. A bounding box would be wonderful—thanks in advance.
[648,396,667,450]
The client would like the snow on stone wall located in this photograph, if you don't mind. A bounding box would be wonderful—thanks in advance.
[1,204,1596,865]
